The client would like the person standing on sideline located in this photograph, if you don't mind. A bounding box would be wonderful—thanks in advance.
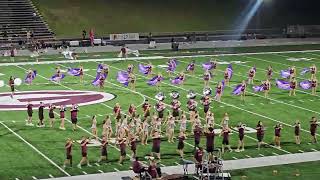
[89,28,94,46]
[70,104,79,131]
[294,120,301,144]
[26,101,34,126]
[37,102,45,127]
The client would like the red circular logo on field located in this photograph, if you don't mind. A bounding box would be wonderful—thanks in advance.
[0,90,115,111]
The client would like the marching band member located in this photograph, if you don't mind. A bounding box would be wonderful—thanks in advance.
[155,93,166,121]
[118,127,127,165]
[194,147,204,175]
[37,102,45,127]
[141,118,150,145]
[128,104,136,118]
[128,124,138,158]
[179,111,187,137]
[59,105,66,130]
[206,112,214,128]
[224,68,230,86]
[289,77,297,96]
[263,79,271,98]
[187,91,197,123]
[248,66,256,85]
[220,112,230,128]
[9,76,14,98]
[142,99,151,119]
[215,81,223,102]
[128,72,136,90]
[220,126,232,154]
[267,65,273,80]
[186,60,195,75]
[113,103,121,121]
[235,122,245,152]
[151,131,161,160]
[166,115,175,143]
[310,117,318,144]
[294,120,301,145]
[98,73,105,90]
[102,115,113,139]
[256,121,265,150]
[205,127,215,159]
[193,124,202,148]
[91,115,98,140]
[240,80,247,101]
[274,123,283,149]
[203,70,211,87]
[201,88,212,117]
[26,101,34,126]
[289,66,296,80]
[98,135,108,163]
[127,64,134,74]
[79,64,84,83]
[48,104,56,128]
[310,64,317,79]
[177,131,186,158]
[63,138,73,168]
[77,136,92,168]
[70,104,79,131]
[311,77,318,95]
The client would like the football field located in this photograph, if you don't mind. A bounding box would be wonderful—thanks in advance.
[1,48,320,180]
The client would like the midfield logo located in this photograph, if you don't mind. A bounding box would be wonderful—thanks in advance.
[0,90,115,111]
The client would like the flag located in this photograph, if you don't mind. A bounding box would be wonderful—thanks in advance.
[214,80,225,97]
[50,73,65,82]
[186,62,195,71]
[202,62,214,70]
[167,59,178,72]
[280,69,290,78]
[171,75,184,85]
[67,68,81,76]
[275,79,291,90]
[232,84,243,95]
[299,80,312,90]
[300,68,310,75]
[116,71,129,86]
[139,64,151,75]
[92,72,107,86]
[253,84,264,92]
[147,75,163,86]
[24,70,37,83]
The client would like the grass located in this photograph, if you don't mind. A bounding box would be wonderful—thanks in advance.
[0,47,320,179]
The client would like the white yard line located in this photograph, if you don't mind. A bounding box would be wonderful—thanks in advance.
[114,168,120,172]
[32,176,37,180]
[272,152,279,156]
[298,150,305,153]
[232,157,238,160]
[259,154,265,157]
[98,170,104,173]
[82,171,88,175]
[49,174,54,178]
[311,148,318,152]
[245,155,252,158]
[0,121,71,176]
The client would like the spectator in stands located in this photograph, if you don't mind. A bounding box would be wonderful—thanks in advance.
[147,32,153,43]
[89,28,94,46]
[26,30,31,43]
[32,12,37,20]
[2,30,7,41]
[132,157,147,178]
[82,30,87,39]
[30,31,35,41]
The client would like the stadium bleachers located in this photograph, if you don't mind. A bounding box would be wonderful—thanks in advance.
[0,0,54,44]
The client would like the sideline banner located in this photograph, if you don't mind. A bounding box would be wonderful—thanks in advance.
[110,33,139,41]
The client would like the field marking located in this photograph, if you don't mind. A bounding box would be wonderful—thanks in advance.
[232,157,238,160]
[311,148,318,152]
[259,154,265,157]
[49,174,54,178]
[107,61,292,154]
[272,152,279,156]
[0,121,71,176]
[114,168,120,172]
[95,163,100,167]
[1,49,320,67]
[98,170,104,173]
[160,163,166,167]
[298,150,305,153]
[174,162,181,165]
[245,155,252,158]
[32,176,37,180]
[82,171,88,175]
[15,178,20,180]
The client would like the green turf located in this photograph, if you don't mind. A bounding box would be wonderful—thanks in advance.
[1,48,320,179]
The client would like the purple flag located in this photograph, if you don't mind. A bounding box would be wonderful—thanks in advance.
[92,72,107,86]
[253,84,264,92]
[300,68,310,75]
[167,59,178,72]
[50,73,65,82]
[276,79,291,90]
[67,68,81,76]
[202,61,216,70]
[171,75,185,85]
[147,75,163,86]
[299,80,312,90]
[280,69,290,78]
[139,64,152,75]
[24,70,37,83]
[96,64,108,73]
[117,71,129,86]
[232,84,243,95]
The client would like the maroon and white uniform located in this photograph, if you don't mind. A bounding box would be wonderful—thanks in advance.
[248,69,255,78]
[70,105,78,124]
[201,96,211,113]
[81,140,88,157]
[187,99,197,112]
[274,126,282,137]
[142,102,151,118]
[171,100,180,117]
[113,106,121,120]
[60,106,66,118]
[155,101,165,118]
[65,142,72,160]
[27,103,33,117]
[128,105,136,118]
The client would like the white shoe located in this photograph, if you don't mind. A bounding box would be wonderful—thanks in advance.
[235,149,240,153]
[87,164,92,167]
[77,164,82,169]
[240,148,245,152]
[59,127,66,130]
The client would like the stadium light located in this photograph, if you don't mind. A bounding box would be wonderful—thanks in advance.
[232,0,264,38]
